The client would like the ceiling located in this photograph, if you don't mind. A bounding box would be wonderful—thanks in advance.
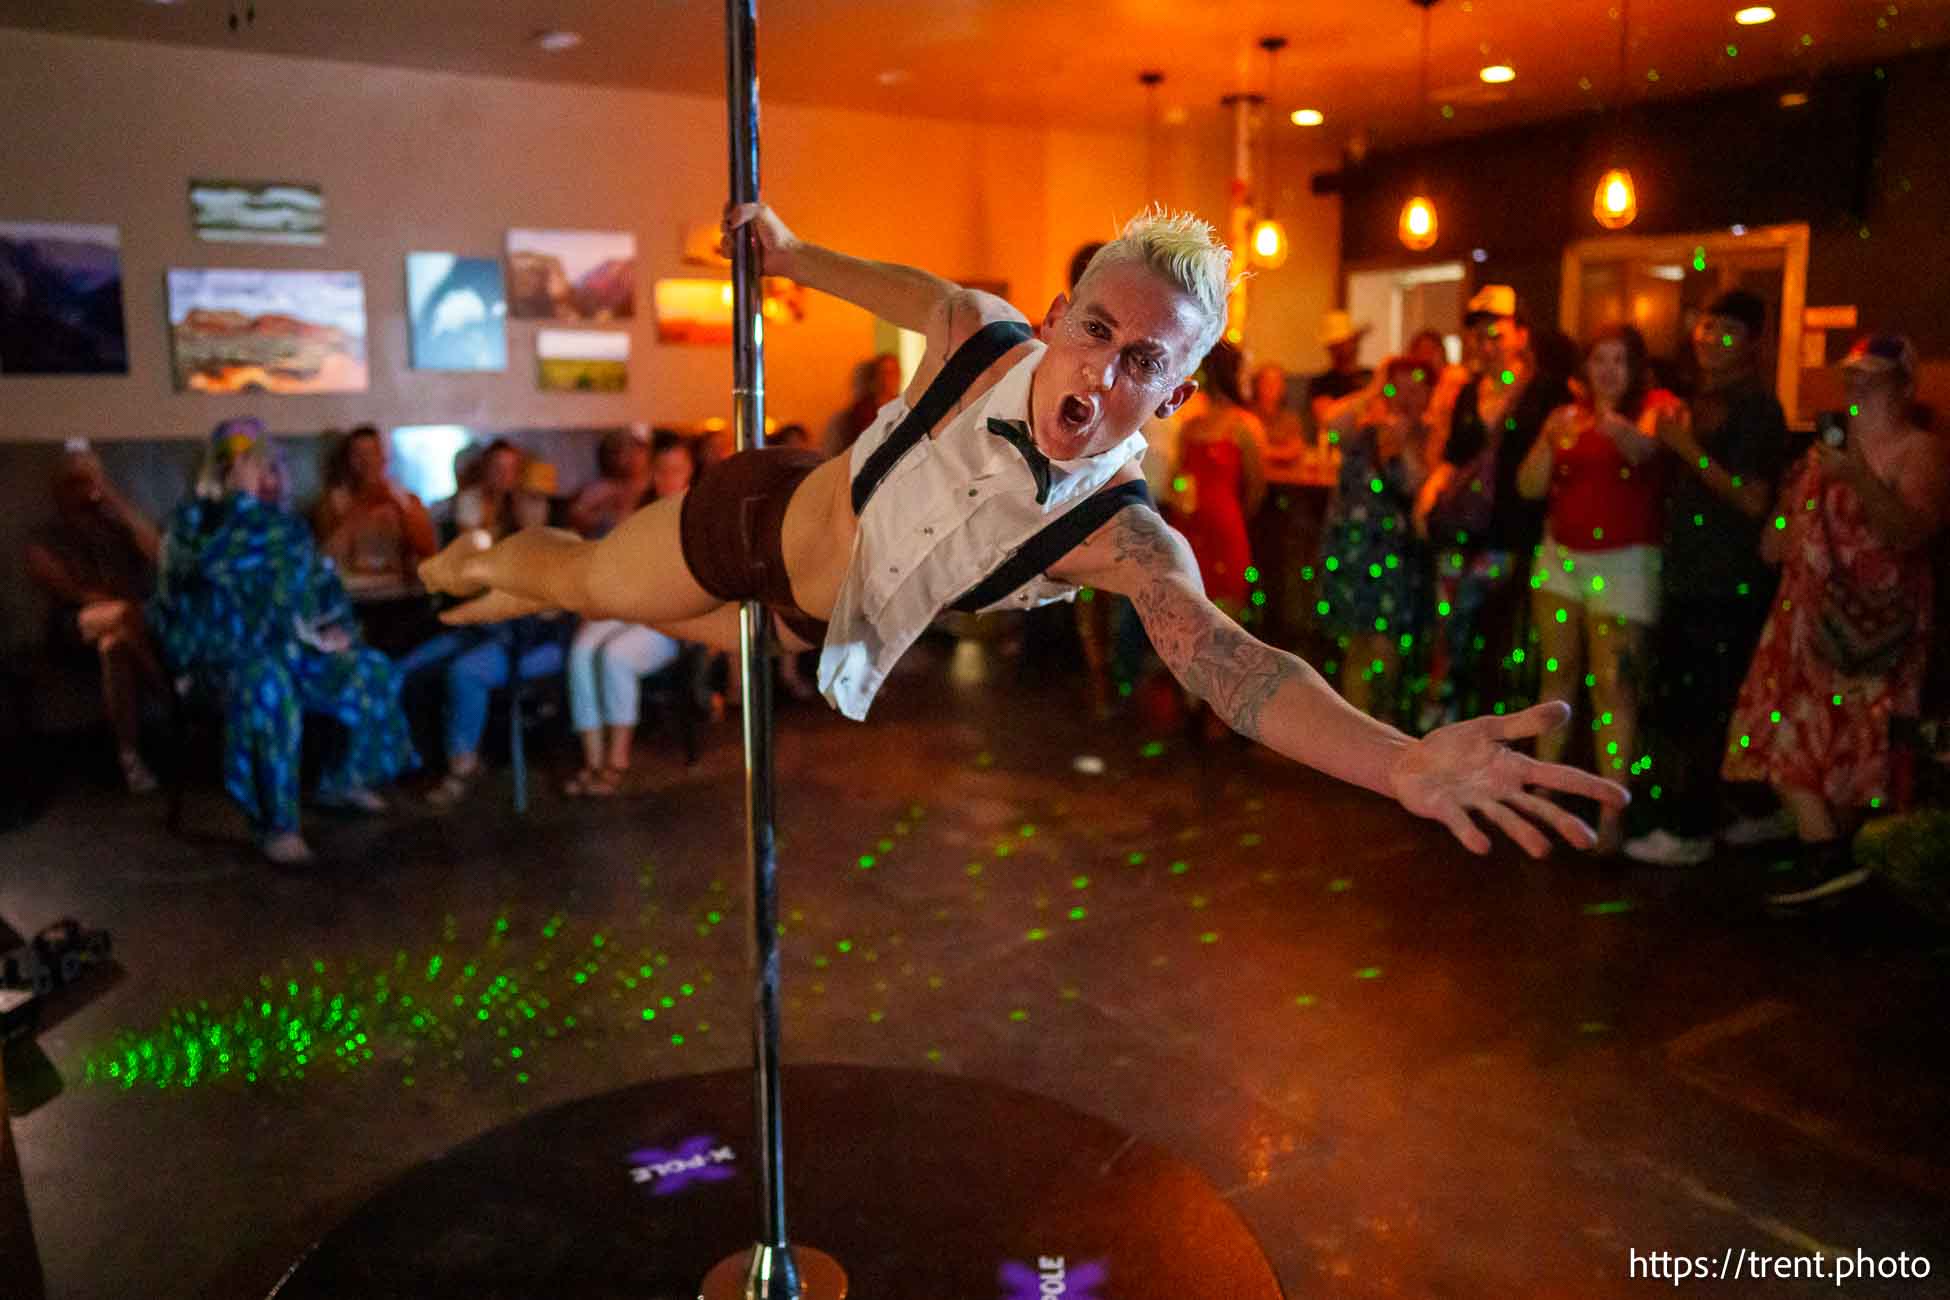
[5,0,1947,148]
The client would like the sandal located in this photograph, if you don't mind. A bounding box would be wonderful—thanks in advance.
[562,767,606,797]
[426,764,481,810]
[582,767,626,798]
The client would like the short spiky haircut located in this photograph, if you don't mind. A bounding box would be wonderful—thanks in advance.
[1074,205,1235,371]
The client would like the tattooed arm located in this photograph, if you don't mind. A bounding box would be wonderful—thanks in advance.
[1051,490,1630,856]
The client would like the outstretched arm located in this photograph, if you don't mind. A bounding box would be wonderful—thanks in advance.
[1051,500,1628,856]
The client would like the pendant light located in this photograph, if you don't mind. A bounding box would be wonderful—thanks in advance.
[1593,0,1640,228]
[1249,36,1290,269]
[1399,0,1440,252]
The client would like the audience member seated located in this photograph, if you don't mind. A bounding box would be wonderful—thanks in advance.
[562,429,689,797]
[1319,357,1435,724]
[823,352,902,458]
[24,443,166,793]
[149,419,418,865]
[313,425,438,591]
[1518,324,1681,853]
[1626,291,1795,865]
[402,441,565,808]
[1722,335,1949,908]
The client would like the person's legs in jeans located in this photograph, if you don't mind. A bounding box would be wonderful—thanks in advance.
[595,625,680,772]
[568,619,622,778]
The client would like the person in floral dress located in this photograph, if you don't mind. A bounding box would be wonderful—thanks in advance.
[151,420,418,865]
[1722,336,1948,906]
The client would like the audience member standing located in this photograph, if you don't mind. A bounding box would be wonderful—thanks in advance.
[1723,335,1948,906]
[1413,286,1567,726]
[150,420,416,864]
[1172,339,1266,620]
[1518,325,1679,853]
[1624,291,1794,865]
[1305,310,1373,443]
[313,425,438,588]
[25,445,166,793]
[1320,357,1434,722]
[562,430,692,796]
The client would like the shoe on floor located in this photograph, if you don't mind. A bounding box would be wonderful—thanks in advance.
[1721,807,1796,846]
[316,785,389,814]
[1765,842,1870,908]
[120,749,159,795]
[259,832,316,866]
[425,766,480,810]
[1622,828,1715,866]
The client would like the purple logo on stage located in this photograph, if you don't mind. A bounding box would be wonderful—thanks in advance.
[1000,1256,1107,1300]
[626,1135,738,1196]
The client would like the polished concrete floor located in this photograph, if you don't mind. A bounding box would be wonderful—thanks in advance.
[4,638,1947,1298]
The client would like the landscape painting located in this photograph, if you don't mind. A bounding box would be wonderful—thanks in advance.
[190,180,326,245]
[507,228,635,321]
[536,328,628,392]
[405,252,507,371]
[166,268,368,394]
[0,222,129,374]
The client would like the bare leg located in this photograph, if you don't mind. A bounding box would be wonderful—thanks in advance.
[1586,613,1647,853]
[604,724,634,772]
[1775,783,1841,843]
[577,728,605,771]
[1530,589,1583,767]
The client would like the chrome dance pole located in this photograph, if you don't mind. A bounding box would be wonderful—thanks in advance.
[699,0,845,1295]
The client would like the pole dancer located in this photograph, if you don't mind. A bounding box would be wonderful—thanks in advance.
[420,218,1628,861]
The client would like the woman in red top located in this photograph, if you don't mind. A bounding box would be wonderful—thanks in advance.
[1170,338,1265,615]
[1518,323,1679,851]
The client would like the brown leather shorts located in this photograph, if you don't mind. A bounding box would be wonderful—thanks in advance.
[678,447,830,648]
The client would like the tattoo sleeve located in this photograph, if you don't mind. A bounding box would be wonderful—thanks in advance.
[1109,508,1302,741]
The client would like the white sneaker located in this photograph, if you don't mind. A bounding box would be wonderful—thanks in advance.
[1622,828,1715,866]
[1720,808,1796,847]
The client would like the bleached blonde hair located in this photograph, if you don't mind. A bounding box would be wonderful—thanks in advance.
[1075,205,1236,369]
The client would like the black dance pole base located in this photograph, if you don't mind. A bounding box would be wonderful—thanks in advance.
[267,1065,1283,1299]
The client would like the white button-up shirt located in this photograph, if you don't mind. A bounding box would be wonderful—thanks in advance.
[817,340,1146,719]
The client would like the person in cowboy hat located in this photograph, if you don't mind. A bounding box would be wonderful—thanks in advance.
[1305,308,1374,441]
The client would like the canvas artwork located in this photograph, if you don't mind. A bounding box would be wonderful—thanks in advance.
[405,253,508,371]
[190,180,326,245]
[507,228,635,320]
[536,328,628,392]
[166,268,368,394]
[0,221,129,375]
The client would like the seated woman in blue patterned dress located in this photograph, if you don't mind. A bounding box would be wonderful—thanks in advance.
[1318,356,1436,723]
[149,419,418,865]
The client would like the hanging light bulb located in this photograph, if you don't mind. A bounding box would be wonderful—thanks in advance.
[1592,0,1641,229]
[1593,167,1638,229]
[1249,36,1290,269]
[1399,0,1441,252]
[1399,196,1438,251]
[1250,217,1289,268]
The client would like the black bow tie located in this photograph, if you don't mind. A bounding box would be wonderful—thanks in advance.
[986,418,1053,504]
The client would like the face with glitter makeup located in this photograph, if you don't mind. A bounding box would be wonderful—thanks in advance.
[1033,260,1205,462]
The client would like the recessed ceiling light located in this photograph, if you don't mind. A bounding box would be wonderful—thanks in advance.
[1479,64,1516,84]
[876,68,910,86]
[1291,108,1324,126]
[534,30,582,52]
[1163,105,1189,126]
[1779,90,1810,107]
[1734,6,1776,24]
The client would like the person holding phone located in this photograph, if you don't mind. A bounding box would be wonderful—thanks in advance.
[1625,291,1795,866]
[1722,334,1948,906]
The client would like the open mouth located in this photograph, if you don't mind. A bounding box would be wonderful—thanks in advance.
[1058,393,1095,433]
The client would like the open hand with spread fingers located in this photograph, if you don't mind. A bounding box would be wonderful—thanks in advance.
[1388,700,1630,857]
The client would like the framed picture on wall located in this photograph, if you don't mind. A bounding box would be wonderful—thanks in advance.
[507,228,635,320]
[0,221,128,374]
[166,268,368,394]
[189,180,326,246]
[536,328,628,392]
[405,253,508,371]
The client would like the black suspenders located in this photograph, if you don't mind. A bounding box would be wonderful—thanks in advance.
[849,319,1033,514]
[949,478,1154,614]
